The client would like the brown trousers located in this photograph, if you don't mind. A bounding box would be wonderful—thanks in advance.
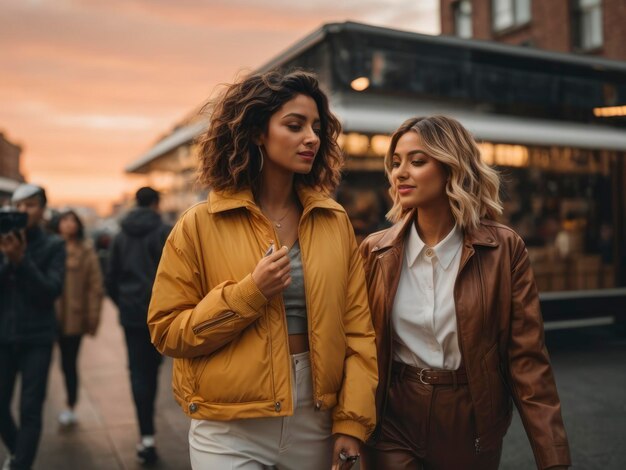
[361,369,502,470]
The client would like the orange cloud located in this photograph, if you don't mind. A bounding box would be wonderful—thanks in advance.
[0,0,438,215]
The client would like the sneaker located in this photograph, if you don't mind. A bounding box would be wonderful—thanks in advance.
[2,455,13,470]
[136,443,158,466]
[58,409,77,427]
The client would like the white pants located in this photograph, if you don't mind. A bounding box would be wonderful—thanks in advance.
[189,352,333,470]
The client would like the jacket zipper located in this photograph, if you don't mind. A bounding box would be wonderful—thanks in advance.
[454,243,483,454]
[255,209,283,413]
[265,304,278,412]
[192,311,237,335]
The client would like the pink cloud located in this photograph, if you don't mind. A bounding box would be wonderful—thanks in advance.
[0,0,438,214]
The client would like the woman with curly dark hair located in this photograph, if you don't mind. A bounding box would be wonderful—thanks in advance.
[148,70,377,469]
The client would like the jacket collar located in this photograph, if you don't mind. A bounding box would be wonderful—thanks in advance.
[463,221,499,248]
[207,186,343,216]
[371,210,415,253]
[371,210,499,253]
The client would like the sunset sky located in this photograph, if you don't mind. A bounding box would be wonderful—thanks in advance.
[1,0,439,214]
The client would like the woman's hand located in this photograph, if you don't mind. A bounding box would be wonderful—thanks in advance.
[251,246,291,299]
[331,434,361,470]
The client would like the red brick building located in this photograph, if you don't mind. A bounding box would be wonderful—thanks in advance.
[441,0,626,60]
[0,132,24,203]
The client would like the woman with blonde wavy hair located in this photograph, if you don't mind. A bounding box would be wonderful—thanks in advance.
[360,116,570,469]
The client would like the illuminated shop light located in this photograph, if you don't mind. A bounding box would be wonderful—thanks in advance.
[350,77,370,91]
[478,142,495,165]
[593,105,626,117]
[370,134,391,156]
[343,133,370,155]
[478,142,529,167]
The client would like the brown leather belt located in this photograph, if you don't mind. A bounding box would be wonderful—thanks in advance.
[392,361,468,386]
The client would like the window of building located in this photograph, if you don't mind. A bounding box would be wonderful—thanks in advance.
[492,0,531,32]
[453,0,473,38]
[573,0,603,51]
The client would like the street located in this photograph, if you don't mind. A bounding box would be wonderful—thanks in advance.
[1,299,625,469]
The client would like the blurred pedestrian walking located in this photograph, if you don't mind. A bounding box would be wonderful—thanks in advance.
[0,184,66,470]
[105,187,170,465]
[53,209,103,428]
[148,70,377,470]
[360,116,571,470]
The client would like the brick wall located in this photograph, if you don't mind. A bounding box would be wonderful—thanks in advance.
[439,0,625,60]
[603,0,626,60]
[0,133,23,181]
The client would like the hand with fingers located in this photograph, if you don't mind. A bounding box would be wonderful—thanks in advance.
[0,230,26,265]
[252,245,291,299]
[331,434,361,470]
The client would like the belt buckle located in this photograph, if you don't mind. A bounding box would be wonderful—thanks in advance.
[418,368,433,385]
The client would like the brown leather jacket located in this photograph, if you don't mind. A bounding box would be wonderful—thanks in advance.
[360,211,571,469]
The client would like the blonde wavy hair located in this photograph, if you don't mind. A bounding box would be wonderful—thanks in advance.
[385,116,502,230]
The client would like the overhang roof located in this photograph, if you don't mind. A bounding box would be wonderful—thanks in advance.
[333,93,626,151]
[126,121,207,173]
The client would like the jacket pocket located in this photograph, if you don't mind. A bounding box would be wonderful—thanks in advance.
[192,326,274,404]
[482,343,512,422]
[192,311,238,335]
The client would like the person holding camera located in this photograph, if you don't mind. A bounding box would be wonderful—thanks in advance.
[0,184,66,470]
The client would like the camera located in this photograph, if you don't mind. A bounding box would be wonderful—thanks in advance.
[0,211,28,235]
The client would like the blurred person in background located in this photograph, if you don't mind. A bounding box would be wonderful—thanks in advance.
[360,116,570,470]
[53,209,103,428]
[147,70,377,470]
[94,231,113,276]
[0,184,65,470]
[106,186,171,465]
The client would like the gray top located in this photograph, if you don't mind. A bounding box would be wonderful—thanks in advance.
[283,240,308,335]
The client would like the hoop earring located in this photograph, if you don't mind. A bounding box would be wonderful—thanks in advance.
[258,146,264,172]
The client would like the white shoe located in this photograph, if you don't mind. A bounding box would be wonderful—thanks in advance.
[2,455,13,470]
[58,409,77,426]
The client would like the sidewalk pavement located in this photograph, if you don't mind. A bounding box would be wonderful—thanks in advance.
[2,298,626,469]
[0,298,191,469]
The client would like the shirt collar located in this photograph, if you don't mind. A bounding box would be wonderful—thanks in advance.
[406,222,463,270]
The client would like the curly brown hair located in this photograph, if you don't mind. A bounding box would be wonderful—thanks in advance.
[197,70,343,193]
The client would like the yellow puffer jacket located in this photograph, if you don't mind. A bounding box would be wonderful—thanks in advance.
[148,186,378,442]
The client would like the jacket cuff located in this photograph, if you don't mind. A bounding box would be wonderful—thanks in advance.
[229,273,268,317]
[538,444,571,469]
[332,420,369,443]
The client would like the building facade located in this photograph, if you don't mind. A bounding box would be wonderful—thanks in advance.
[126,21,626,323]
[441,0,626,60]
[0,132,24,205]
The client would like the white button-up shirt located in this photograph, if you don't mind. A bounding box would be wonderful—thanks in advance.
[391,222,463,370]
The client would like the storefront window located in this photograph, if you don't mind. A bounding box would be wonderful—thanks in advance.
[497,146,618,292]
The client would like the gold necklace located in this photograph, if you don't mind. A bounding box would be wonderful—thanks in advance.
[261,205,290,229]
